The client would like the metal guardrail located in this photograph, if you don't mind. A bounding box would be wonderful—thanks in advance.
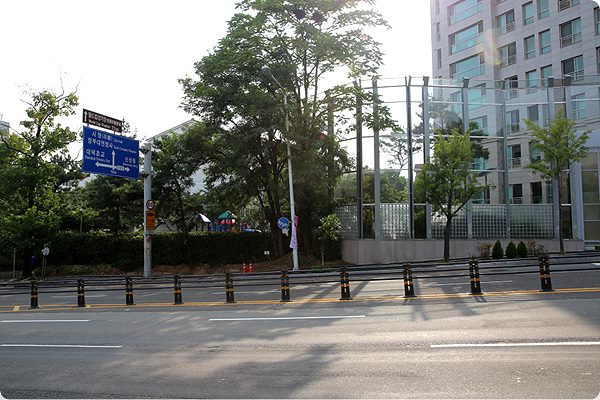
[1,252,599,309]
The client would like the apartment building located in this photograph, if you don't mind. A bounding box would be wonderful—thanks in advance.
[430,0,600,244]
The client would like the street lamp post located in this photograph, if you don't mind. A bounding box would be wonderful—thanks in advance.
[261,65,299,271]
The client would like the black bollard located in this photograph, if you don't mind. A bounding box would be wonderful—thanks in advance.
[280,271,291,302]
[30,281,39,309]
[539,255,553,291]
[174,275,183,305]
[225,273,235,303]
[469,259,482,295]
[403,263,416,297]
[125,277,135,305]
[339,267,352,300]
[77,279,85,307]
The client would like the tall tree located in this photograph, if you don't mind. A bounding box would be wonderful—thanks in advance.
[180,0,388,257]
[0,87,79,276]
[416,129,484,262]
[525,111,590,254]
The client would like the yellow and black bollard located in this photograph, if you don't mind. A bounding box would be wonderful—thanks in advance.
[469,259,482,295]
[539,255,553,291]
[30,281,39,309]
[280,270,290,302]
[77,279,85,307]
[174,275,183,305]
[225,273,235,303]
[403,263,416,297]
[125,277,135,305]
[339,267,352,300]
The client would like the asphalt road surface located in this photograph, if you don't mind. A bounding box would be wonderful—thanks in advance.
[0,290,599,398]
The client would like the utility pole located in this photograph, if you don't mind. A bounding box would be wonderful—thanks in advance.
[141,142,153,277]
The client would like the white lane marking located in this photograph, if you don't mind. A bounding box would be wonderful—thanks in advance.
[209,315,366,321]
[1,320,90,323]
[425,280,513,287]
[50,294,107,298]
[210,290,279,295]
[593,263,600,266]
[12,306,19,312]
[1,344,121,349]
[431,341,600,348]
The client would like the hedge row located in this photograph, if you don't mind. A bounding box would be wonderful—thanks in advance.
[11,231,274,270]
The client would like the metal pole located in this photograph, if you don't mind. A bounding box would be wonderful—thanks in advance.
[406,77,414,239]
[142,142,153,278]
[355,80,364,239]
[283,93,299,272]
[372,76,381,240]
[79,208,83,233]
[12,248,16,281]
[462,79,473,239]
[501,84,511,239]
[423,78,432,239]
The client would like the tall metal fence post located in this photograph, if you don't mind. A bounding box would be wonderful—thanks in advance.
[77,279,85,307]
[469,259,482,294]
[174,275,183,305]
[225,273,235,303]
[403,263,416,297]
[30,281,39,309]
[125,277,135,306]
[280,270,290,302]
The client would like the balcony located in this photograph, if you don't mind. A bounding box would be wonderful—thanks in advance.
[510,197,523,204]
[497,21,515,35]
[498,55,517,68]
[506,123,520,133]
[449,2,483,25]
[509,157,522,168]
[450,33,483,55]
[559,0,579,11]
[560,32,582,47]
[451,64,486,80]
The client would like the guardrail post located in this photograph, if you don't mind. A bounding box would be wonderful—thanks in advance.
[225,273,235,303]
[339,267,351,300]
[539,255,553,291]
[125,277,135,305]
[30,281,39,309]
[469,259,482,295]
[174,275,183,305]
[403,263,416,297]
[280,270,290,302]
[77,279,85,307]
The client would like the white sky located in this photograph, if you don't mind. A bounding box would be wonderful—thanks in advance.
[0,0,432,143]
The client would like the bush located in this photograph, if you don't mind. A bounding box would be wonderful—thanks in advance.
[517,241,528,258]
[505,241,517,259]
[492,240,504,259]
[476,242,493,259]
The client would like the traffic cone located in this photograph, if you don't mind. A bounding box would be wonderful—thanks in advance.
[242,263,247,273]
[249,263,254,273]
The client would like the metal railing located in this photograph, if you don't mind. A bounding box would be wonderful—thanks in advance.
[1,252,599,308]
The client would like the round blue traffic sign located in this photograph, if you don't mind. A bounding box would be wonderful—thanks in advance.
[277,217,290,230]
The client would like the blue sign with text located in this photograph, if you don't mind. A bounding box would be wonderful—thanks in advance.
[82,126,139,179]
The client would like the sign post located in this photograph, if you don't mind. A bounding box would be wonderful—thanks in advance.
[141,143,153,278]
[41,244,49,280]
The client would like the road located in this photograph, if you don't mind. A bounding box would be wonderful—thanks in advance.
[0,292,599,398]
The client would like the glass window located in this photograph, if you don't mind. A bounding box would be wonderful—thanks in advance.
[529,140,541,161]
[559,0,580,12]
[450,22,483,55]
[527,105,540,124]
[546,181,554,203]
[562,55,584,81]
[560,18,582,48]
[437,49,442,69]
[497,10,515,35]
[531,182,543,203]
[450,53,485,79]
[498,42,517,67]
[436,22,440,41]
[541,65,553,86]
[470,116,488,135]
[538,0,549,19]
[506,110,520,133]
[595,8,600,36]
[597,47,600,74]
[582,171,599,202]
[526,69,539,92]
[524,36,536,59]
[539,30,551,54]
[504,75,519,98]
[449,0,483,25]
[509,183,523,203]
[571,93,585,120]
[581,152,598,170]
[523,2,535,25]
[584,222,600,240]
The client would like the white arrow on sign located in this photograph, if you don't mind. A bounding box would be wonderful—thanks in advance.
[94,150,130,172]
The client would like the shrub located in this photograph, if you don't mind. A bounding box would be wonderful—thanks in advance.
[505,241,517,259]
[517,241,528,258]
[492,240,504,259]
[476,242,493,259]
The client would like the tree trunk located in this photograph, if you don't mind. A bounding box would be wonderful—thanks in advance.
[443,217,452,262]
[557,183,565,255]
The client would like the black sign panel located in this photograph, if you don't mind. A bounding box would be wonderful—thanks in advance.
[83,109,123,133]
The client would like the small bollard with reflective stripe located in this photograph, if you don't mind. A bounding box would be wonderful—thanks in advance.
[469,259,482,295]
[403,263,416,297]
[225,273,235,303]
[539,255,553,291]
[30,281,39,309]
[174,275,183,304]
[125,277,135,305]
[339,267,352,300]
[280,271,290,302]
[77,279,85,307]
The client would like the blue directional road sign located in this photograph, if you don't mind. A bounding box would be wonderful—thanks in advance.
[82,126,139,179]
[277,217,290,230]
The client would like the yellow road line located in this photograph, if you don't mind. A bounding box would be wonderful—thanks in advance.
[1,287,599,312]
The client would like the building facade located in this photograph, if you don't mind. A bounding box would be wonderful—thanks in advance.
[430,0,600,246]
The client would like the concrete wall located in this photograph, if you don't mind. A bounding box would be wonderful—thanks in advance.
[342,238,585,264]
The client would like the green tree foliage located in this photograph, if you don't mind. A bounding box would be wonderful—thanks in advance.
[525,111,589,254]
[180,0,389,258]
[415,129,484,261]
[492,240,504,259]
[517,241,528,258]
[316,213,341,266]
[505,241,517,259]
[0,87,80,276]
